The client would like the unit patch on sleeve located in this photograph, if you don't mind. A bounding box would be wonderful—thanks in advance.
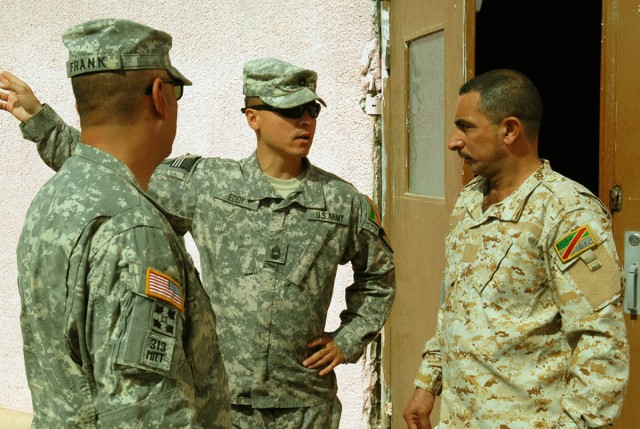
[553,225,597,263]
[150,301,178,337]
[141,330,175,372]
[366,196,382,228]
[146,268,184,312]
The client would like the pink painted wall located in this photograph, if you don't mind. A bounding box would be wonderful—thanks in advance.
[0,2,377,428]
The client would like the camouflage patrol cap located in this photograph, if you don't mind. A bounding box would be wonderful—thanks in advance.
[62,18,191,85]
[243,58,326,108]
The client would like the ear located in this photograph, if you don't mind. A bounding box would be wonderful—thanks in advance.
[501,116,522,146]
[245,108,260,131]
[151,78,169,120]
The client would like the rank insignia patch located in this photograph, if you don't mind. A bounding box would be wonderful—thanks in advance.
[554,225,597,263]
[146,268,184,312]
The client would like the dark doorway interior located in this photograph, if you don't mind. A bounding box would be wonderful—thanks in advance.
[475,0,602,195]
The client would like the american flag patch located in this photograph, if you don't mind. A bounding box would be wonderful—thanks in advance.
[146,268,184,312]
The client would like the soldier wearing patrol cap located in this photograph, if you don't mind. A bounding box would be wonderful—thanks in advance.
[1,57,396,428]
[6,18,231,428]
[403,69,629,429]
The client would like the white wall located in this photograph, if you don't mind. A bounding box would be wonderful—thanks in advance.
[0,2,377,428]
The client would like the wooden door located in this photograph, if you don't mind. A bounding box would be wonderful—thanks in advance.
[601,0,640,426]
[382,1,474,427]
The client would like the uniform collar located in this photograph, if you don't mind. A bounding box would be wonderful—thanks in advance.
[466,159,552,222]
[240,152,326,209]
[74,142,140,187]
[73,142,192,235]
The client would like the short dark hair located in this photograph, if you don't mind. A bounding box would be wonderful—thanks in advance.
[244,96,262,107]
[71,70,160,127]
[460,69,543,138]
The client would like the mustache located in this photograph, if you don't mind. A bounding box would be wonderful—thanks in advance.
[457,151,472,161]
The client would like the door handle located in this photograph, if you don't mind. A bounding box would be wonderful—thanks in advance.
[627,263,638,313]
[624,232,640,314]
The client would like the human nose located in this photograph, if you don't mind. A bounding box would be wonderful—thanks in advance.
[447,130,465,152]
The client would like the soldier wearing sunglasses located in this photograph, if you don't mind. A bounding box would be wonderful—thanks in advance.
[1,57,396,429]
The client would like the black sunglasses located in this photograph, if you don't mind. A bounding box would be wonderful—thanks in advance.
[241,102,321,119]
[144,78,184,101]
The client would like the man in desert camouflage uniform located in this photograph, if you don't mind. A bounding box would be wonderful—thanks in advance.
[7,18,230,428]
[1,58,395,428]
[403,69,629,428]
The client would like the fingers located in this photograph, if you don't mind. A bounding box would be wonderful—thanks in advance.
[302,348,326,368]
[304,348,333,369]
[306,336,331,349]
[0,86,12,112]
[0,71,16,92]
[302,337,345,376]
[317,356,342,377]
[305,349,341,376]
[0,71,42,121]
[0,71,26,90]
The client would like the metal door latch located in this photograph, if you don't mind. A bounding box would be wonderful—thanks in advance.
[624,231,640,314]
[610,184,622,213]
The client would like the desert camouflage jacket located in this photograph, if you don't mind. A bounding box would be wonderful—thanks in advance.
[415,161,629,428]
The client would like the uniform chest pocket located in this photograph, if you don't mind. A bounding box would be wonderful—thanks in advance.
[210,194,260,276]
[466,238,545,318]
[214,235,259,276]
[286,222,330,286]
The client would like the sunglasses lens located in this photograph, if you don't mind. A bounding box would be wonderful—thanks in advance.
[278,106,305,119]
[246,103,320,119]
[307,103,321,119]
[280,103,321,119]
[174,85,183,101]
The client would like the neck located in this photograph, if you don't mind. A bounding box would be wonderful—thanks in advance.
[81,125,164,191]
[483,157,542,210]
[256,148,304,179]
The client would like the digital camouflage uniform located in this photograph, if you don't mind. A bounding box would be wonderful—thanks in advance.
[19,58,396,428]
[16,18,230,428]
[18,143,230,428]
[415,161,629,428]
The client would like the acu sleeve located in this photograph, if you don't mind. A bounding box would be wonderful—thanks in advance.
[331,194,396,363]
[20,103,80,171]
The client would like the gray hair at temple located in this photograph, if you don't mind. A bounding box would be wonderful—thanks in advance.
[460,69,543,139]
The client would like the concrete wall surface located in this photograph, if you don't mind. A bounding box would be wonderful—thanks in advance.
[0,1,377,428]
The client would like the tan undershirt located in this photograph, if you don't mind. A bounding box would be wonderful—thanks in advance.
[265,174,302,198]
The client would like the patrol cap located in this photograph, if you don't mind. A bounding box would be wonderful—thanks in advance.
[62,18,191,85]
[243,58,326,108]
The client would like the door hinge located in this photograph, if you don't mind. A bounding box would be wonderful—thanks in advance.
[609,184,622,213]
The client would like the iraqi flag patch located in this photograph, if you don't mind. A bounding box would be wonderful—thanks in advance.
[146,268,185,312]
[553,225,597,263]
